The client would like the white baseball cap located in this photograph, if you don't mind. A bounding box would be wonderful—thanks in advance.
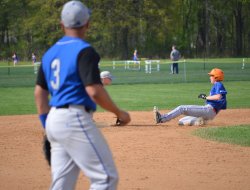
[61,1,90,28]
[100,71,113,80]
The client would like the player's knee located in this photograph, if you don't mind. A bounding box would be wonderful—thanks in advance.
[177,105,185,113]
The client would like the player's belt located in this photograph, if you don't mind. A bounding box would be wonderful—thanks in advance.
[56,105,93,113]
[56,105,69,109]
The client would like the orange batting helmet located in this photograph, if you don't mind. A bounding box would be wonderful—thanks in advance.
[208,68,224,81]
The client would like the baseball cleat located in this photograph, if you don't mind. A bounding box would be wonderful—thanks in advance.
[153,106,162,124]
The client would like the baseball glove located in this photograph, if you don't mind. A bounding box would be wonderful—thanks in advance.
[115,118,126,126]
[43,135,51,166]
[198,93,207,99]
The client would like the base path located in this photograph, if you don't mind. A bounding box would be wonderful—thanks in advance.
[0,109,250,190]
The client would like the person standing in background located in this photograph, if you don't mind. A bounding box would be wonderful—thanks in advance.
[12,52,18,66]
[133,49,138,61]
[32,53,36,64]
[170,45,181,74]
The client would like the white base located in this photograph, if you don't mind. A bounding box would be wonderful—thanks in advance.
[178,116,206,126]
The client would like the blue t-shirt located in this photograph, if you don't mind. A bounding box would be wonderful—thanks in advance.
[42,36,97,111]
[206,81,227,111]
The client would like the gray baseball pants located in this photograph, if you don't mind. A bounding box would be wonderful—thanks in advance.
[161,104,216,122]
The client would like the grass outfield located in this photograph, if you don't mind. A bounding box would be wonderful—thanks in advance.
[0,81,250,115]
[0,58,249,87]
[193,125,250,147]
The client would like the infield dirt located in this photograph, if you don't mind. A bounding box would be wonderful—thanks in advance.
[0,109,250,190]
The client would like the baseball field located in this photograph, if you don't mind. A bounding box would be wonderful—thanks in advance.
[0,58,250,190]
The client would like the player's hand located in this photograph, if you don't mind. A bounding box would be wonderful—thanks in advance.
[115,110,131,126]
[198,93,207,99]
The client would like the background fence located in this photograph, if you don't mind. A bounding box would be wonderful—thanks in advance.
[0,58,249,88]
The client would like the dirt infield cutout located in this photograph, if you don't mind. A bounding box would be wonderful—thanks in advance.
[0,109,250,190]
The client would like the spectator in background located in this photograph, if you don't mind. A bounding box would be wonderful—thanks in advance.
[133,49,138,61]
[170,45,181,74]
[12,52,18,66]
[32,53,37,64]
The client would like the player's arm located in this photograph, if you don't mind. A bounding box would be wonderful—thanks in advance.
[86,84,130,122]
[206,94,221,100]
[206,83,226,101]
[34,85,50,114]
[34,64,51,165]
[86,84,119,114]
[78,47,130,125]
[34,64,50,128]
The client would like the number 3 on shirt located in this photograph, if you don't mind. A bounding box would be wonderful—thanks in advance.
[50,59,60,90]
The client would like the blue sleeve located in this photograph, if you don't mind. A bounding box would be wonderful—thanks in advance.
[216,82,227,95]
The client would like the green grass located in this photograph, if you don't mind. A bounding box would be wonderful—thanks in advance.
[192,125,250,147]
[0,81,250,115]
[1,58,250,87]
[104,81,250,110]
[0,60,250,148]
[0,87,36,115]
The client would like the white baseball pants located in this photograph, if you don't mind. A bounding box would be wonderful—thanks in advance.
[161,104,217,122]
[46,105,118,190]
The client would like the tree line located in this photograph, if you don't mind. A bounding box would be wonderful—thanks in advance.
[0,0,249,61]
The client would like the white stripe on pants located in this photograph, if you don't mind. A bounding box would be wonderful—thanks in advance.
[46,105,118,190]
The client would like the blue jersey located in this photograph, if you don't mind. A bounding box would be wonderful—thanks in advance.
[42,36,97,111]
[206,81,227,111]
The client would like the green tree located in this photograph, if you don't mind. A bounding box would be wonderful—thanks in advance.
[0,0,249,60]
